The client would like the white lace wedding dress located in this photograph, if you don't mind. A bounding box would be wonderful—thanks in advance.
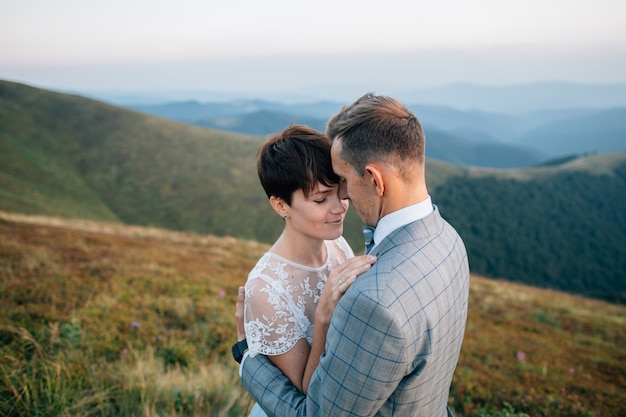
[243,237,354,416]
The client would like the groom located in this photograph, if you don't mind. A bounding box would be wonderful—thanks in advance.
[235,93,470,416]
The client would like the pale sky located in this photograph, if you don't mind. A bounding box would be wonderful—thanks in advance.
[1,0,625,101]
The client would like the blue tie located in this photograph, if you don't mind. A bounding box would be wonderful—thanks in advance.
[363,226,375,254]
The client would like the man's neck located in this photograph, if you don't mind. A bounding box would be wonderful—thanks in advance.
[379,180,428,219]
[371,195,433,252]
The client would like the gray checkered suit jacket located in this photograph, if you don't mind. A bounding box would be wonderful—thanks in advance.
[241,205,470,416]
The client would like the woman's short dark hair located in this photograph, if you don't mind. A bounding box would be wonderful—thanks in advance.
[257,125,339,205]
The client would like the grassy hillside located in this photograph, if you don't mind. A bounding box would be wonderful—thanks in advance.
[1,212,624,416]
[0,80,366,246]
[1,79,625,302]
[0,80,258,231]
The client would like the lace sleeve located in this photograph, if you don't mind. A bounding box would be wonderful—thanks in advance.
[244,274,309,357]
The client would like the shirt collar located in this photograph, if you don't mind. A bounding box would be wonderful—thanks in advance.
[371,195,433,251]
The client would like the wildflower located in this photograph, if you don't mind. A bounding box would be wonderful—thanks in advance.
[516,351,526,361]
[131,321,140,329]
[120,348,128,358]
[569,367,575,375]
[156,334,163,342]
[218,289,227,298]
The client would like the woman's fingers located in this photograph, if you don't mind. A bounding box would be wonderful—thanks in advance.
[235,286,246,341]
[331,255,376,280]
[317,255,377,324]
[337,255,376,280]
[333,255,376,293]
[337,273,357,294]
[235,286,245,316]
[335,254,376,275]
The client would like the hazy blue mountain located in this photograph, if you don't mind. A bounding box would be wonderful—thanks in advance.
[129,100,342,122]
[181,107,546,167]
[406,105,609,142]
[128,100,245,120]
[402,81,626,113]
[85,82,626,113]
[128,101,585,167]
[120,82,626,166]
[511,108,626,156]
[407,104,523,141]
[194,109,327,135]
[420,126,546,168]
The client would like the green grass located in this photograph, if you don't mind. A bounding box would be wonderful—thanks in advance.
[1,212,624,416]
[0,325,250,417]
[450,280,625,416]
[0,212,262,416]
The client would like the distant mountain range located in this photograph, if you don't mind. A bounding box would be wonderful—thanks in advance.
[124,87,625,168]
[83,81,626,113]
[1,79,625,303]
[400,82,626,113]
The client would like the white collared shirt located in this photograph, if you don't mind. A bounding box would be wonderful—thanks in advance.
[370,195,433,252]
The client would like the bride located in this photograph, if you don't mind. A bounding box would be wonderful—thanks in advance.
[235,125,376,416]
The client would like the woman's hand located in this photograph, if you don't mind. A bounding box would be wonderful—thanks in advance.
[315,254,377,326]
[235,286,246,342]
[300,254,377,392]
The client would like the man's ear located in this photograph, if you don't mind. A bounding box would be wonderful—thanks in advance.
[365,164,385,196]
[269,196,288,217]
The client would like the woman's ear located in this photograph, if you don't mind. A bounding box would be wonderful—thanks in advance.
[365,164,385,196]
[269,196,289,218]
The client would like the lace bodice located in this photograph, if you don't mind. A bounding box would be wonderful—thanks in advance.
[244,237,354,357]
